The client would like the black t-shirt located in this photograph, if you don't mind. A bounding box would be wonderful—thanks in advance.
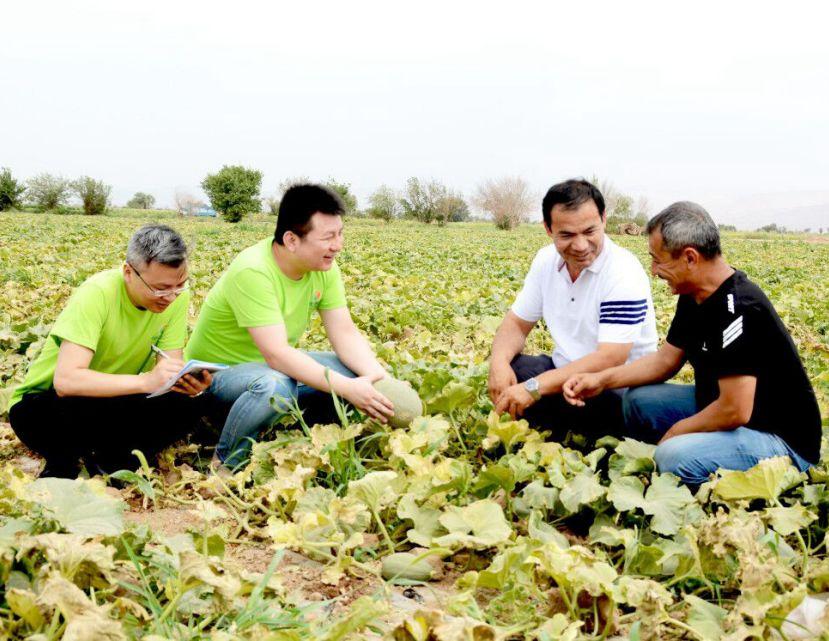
[666,269,822,463]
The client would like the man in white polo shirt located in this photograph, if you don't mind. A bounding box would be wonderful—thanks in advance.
[489,178,658,439]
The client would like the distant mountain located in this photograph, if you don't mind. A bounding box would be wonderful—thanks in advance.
[707,192,829,231]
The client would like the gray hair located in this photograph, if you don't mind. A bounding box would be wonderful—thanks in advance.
[126,224,188,268]
[646,201,721,259]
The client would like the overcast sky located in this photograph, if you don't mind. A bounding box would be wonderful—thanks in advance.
[2,0,828,227]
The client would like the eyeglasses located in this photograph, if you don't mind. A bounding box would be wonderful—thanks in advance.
[127,263,189,298]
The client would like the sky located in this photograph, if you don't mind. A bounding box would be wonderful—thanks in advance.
[2,0,828,228]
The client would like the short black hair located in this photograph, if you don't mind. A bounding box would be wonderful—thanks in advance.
[274,184,345,245]
[541,179,605,228]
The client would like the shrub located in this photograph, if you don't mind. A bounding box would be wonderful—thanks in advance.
[73,176,111,216]
[126,192,156,209]
[0,168,26,211]
[473,177,534,230]
[26,173,71,210]
[202,165,263,223]
[324,179,358,214]
[368,185,399,222]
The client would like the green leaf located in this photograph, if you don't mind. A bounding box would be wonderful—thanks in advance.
[643,473,696,536]
[347,471,399,511]
[713,456,804,502]
[522,480,559,511]
[684,594,727,641]
[434,499,512,549]
[398,494,444,547]
[607,476,646,512]
[26,478,125,536]
[426,380,476,415]
[763,504,816,535]
[527,511,570,548]
[559,471,606,514]
[108,470,155,502]
[608,438,656,479]
[481,411,531,451]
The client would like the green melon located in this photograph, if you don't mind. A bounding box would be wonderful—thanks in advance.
[374,377,423,429]
[381,552,440,582]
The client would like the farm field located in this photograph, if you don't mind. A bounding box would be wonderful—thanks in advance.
[1,210,828,640]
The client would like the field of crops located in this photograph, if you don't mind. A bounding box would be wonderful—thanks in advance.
[1,210,828,640]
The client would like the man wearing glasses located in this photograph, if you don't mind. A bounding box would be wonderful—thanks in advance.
[9,224,211,478]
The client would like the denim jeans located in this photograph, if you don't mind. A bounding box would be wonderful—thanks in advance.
[209,352,356,468]
[623,383,812,486]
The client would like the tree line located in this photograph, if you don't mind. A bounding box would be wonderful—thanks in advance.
[1,165,662,231]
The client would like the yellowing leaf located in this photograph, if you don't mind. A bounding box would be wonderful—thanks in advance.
[713,457,804,502]
[434,500,512,549]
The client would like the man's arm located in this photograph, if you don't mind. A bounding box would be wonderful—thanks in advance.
[494,342,632,418]
[247,324,393,422]
[563,342,686,406]
[488,311,535,402]
[320,307,386,379]
[658,375,756,443]
[53,341,185,397]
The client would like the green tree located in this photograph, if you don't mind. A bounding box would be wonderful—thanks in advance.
[400,178,463,224]
[400,177,433,223]
[367,185,399,222]
[612,195,633,219]
[0,167,26,211]
[443,192,470,222]
[73,176,111,215]
[202,165,263,223]
[324,178,358,214]
[126,192,156,209]
[26,173,71,210]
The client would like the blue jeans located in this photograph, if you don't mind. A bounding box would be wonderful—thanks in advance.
[209,352,356,468]
[623,384,812,487]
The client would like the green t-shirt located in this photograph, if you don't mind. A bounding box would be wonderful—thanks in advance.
[185,238,347,365]
[10,269,189,407]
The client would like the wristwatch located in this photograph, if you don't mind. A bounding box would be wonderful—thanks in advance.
[523,377,541,401]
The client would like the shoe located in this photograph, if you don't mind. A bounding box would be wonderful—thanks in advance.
[40,459,80,479]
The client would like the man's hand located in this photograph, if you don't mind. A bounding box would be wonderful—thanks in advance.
[142,358,185,393]
[488,361,517,404]
[172,370,213,397]
[494,382,535,419]
[562,372,605,407]
[341,376,395,423]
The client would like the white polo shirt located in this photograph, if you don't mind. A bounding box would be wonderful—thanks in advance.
[511,236,658,367]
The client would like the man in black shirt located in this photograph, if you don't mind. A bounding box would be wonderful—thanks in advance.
[562,201,822,487]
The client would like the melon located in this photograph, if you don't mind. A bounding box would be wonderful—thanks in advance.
[381,551,442,581]
[374,377,423,429]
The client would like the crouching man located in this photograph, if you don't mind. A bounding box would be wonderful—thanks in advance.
[185,184,393,471]
[489,179,658,439]
[563,202,822,486]
[9,225,211,478]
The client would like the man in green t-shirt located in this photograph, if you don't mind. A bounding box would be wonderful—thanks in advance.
[9,225,211,478]
[186,184,394,470]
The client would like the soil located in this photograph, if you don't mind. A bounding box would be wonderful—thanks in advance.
[1,420,470,636]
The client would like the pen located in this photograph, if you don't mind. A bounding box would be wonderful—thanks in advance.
[151,344,171,360]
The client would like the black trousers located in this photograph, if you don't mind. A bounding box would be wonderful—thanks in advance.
[9,390,208,477]
[510,354,625,440]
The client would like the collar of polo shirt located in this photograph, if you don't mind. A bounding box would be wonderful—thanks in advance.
[555,234,613,275]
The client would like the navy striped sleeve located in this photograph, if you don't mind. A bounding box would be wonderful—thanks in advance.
[599,299,647,325]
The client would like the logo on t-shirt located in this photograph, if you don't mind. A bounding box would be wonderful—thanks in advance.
[727,294,735,314]
[309,290,322,309]
[722,315,743,349]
